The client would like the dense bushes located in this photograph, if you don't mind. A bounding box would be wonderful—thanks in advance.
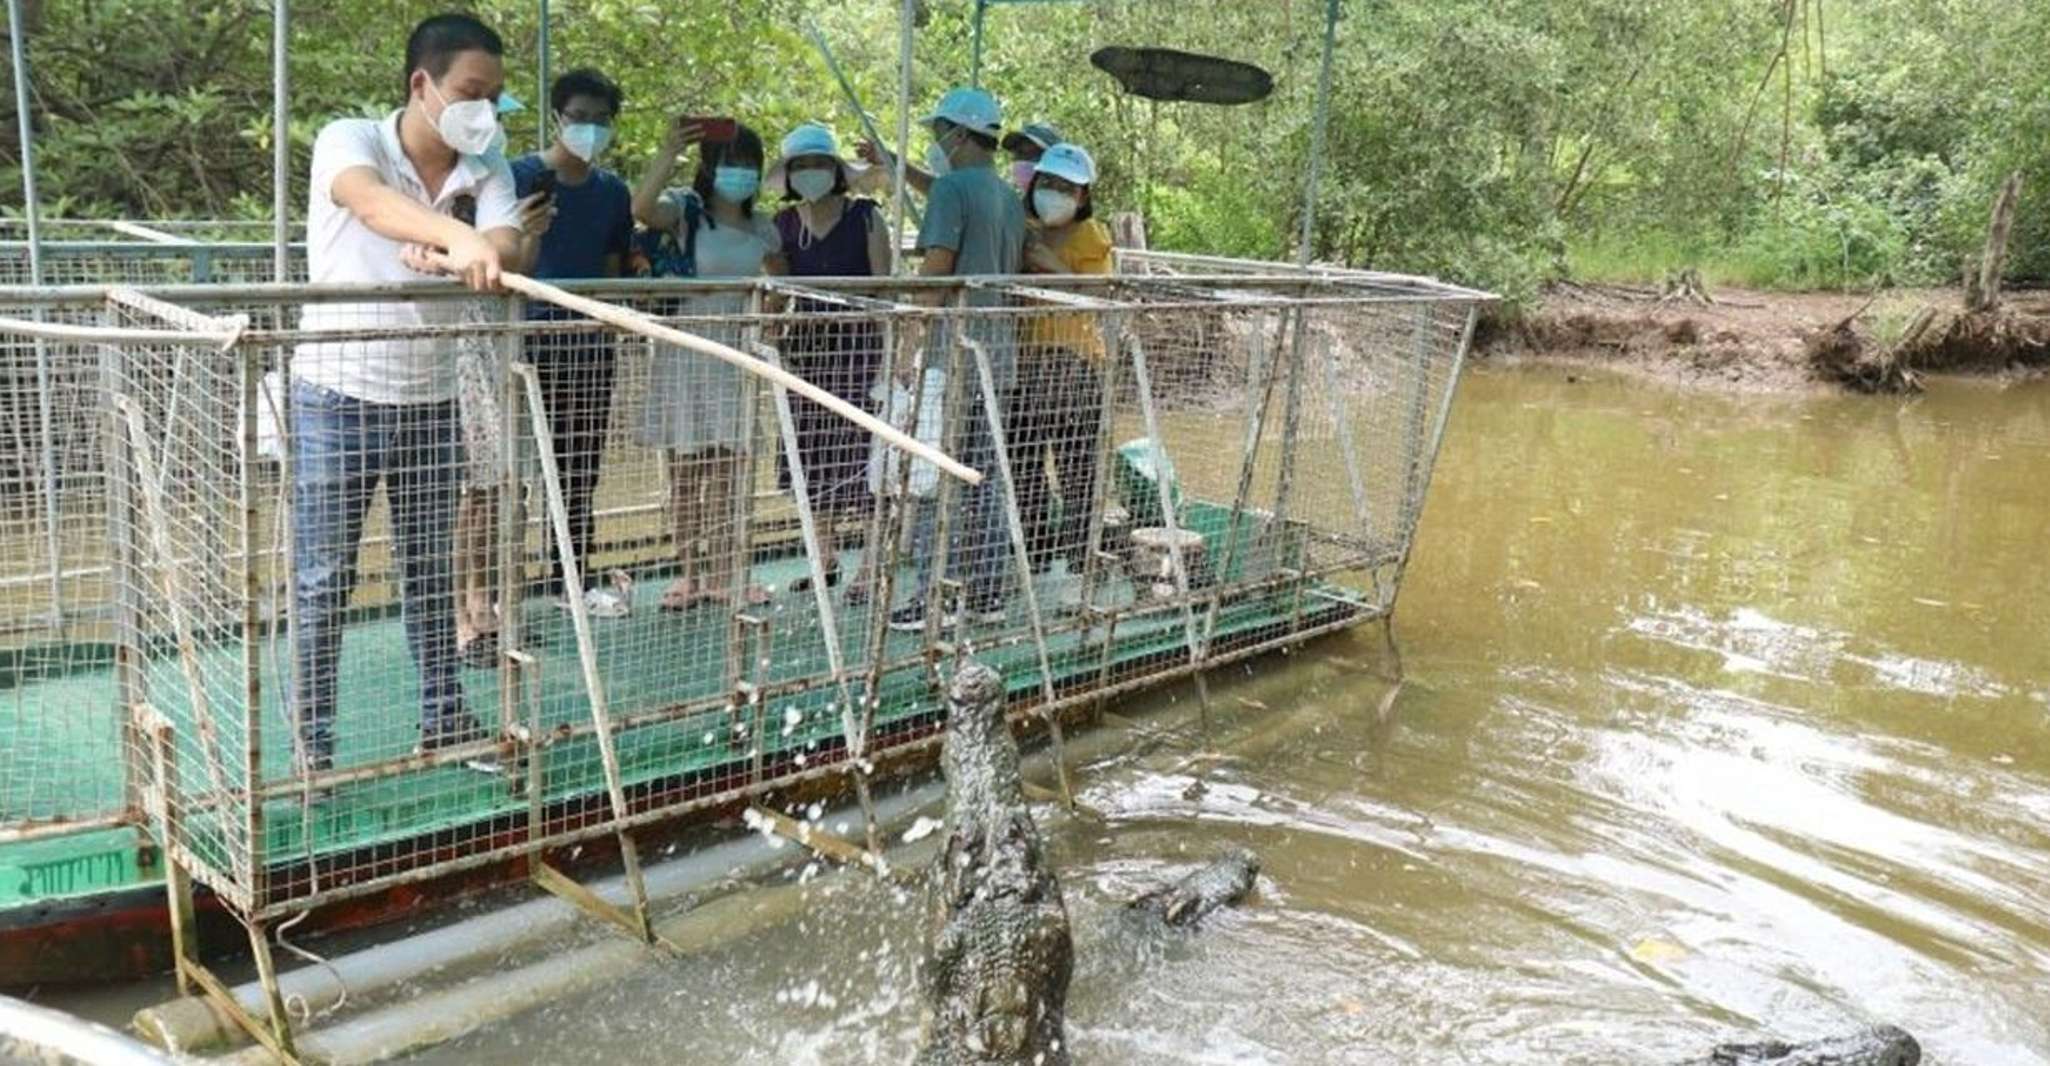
[0,0,2042,306]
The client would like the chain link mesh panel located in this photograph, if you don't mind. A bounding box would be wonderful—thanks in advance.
[0,260,1484,920]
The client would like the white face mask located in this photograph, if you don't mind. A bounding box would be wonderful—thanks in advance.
[427,79,501,156]
[925,128,958,178]
[789,168,837,203]
[560,121,613,162]
[1033,189,1079,226]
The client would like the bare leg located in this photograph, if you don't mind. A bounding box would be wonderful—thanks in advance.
[454,487,500,648]
[702,448,769,607]
[792,516,842,594]
[661,450,703,610]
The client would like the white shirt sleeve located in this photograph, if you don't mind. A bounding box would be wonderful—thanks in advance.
[472,153,522,234]
[308,119,385,209]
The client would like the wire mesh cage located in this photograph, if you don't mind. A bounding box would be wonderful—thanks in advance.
[0,258,1486,924]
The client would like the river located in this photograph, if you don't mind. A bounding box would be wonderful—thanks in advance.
[61,366,2050,1064]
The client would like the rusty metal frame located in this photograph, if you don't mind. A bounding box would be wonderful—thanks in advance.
[960,331,1074,807]
[134,703,298,1063]
[511,359,662,950]
[0,270,1487,964]
[208,591,1378,924]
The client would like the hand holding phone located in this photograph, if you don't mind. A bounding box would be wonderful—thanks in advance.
[532,168,558,203]
[680,115,738,144]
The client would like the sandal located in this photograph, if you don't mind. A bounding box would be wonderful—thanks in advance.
[787,562,842,595]
[456,631,499,670]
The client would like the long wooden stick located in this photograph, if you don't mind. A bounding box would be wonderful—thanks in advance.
[442,262,982,486]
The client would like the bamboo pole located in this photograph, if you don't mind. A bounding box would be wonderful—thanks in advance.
[441,266,983,486]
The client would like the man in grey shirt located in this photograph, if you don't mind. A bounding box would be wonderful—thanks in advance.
[889,87,1027,632]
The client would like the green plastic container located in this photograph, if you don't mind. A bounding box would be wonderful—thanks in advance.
[1114,437,1181,528]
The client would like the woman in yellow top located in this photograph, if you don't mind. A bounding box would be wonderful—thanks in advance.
[1012,142,1114,575]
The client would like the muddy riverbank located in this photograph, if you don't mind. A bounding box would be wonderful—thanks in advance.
[1479,283,2050,392]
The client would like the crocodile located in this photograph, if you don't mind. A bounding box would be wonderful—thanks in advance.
[1674,1025,1920,1066]
[1128,848,1260,928]
[916,660,1074,1066]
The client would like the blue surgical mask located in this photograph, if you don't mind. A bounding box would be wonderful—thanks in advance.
[713,166,760,203]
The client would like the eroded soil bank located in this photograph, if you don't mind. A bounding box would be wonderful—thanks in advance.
[1478,283,2050,392]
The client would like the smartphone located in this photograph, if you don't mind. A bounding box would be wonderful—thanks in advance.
[682,116,739,144]
[531,168,558,203]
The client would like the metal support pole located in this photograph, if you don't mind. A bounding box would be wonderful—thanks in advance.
[1126,334,1214,731]
[8,0,42,280]
[807,18,921,230]
[536,0,551,149]
[1075,313,1124,626]
[963,334,1072,806]
[1317,322,1373,541]
[1389,305,1479,600]
[98,308,148,821]
[1197,320,1281,656]
[760,343,880,852]
[856,313,924,791]
[969,0,988,87]
[8,0,60,625]
[1296,0,1340,267]
[894,0,915,264]
[495,297,525,752]
[238,341,268,916]
[512,361,660,948]
[271,0,289,281]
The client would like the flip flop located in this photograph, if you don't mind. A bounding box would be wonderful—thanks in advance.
[457,633,499,670]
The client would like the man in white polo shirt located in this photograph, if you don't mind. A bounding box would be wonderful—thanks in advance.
[290,12,533,776]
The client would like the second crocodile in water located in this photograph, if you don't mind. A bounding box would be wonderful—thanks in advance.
[1672,1025,1920,1066]
[1128,848,1260,928]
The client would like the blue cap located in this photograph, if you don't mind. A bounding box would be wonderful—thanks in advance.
[779,123,840,162]
[1003,122,1065,154]
[923,87,1002,138]
[1033,142,1096,185]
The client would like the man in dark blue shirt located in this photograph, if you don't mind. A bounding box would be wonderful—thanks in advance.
[509,68,634,605]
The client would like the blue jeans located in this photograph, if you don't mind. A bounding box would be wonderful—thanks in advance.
[288,379,470,765]
[910,333,1017,608]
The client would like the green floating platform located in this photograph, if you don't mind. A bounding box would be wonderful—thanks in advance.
[0,499,1359,911]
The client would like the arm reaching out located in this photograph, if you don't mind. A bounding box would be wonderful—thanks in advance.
[860,140,933,197]
[332,166,504,291]
[633,116,705,232]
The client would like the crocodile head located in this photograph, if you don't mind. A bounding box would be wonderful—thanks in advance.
[940,660,1021,813]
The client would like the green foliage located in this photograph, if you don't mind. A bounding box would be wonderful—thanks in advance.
[1730,185,1908,290]
[0,0,2044,298]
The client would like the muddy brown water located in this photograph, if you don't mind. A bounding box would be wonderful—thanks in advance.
[51,366,2050,1063]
